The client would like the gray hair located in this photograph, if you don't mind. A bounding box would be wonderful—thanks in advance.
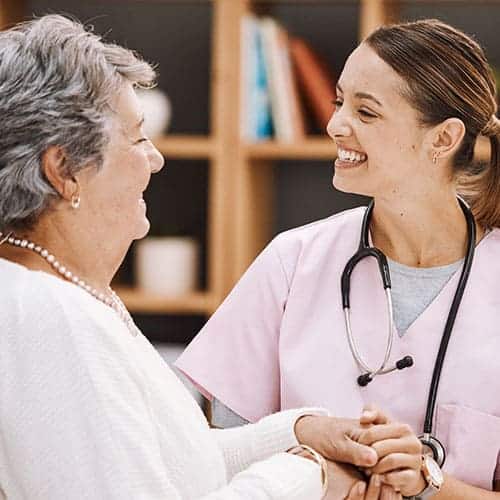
[0,14,156,232]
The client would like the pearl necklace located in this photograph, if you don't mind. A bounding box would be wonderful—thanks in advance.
[0,232,139,337]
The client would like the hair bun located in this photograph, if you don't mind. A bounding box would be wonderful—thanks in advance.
[481,115,500,137]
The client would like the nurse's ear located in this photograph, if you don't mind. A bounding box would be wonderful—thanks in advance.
[428,117,466,164]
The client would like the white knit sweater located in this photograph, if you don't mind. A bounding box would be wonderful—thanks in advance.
[0,258,325,499]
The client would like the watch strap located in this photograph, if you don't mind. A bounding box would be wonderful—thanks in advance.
[403,482,439,499]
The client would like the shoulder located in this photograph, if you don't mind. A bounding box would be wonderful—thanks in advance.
[272,206,365,250]
[254,207,366,283]
[0,258,131,364]
[267,207,365,273]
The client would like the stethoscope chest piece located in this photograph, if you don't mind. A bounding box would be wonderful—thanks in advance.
[419,433,446,467]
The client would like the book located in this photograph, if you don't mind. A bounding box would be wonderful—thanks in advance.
[276,23,306,140]
[260,17,305,142]
[289,37,337,130]
[240,14,273,141]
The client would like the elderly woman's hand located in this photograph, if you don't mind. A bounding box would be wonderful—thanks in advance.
[294,415,378,468]
[346,476,402,500]
[323,460,365,500]
[356,406,426,497]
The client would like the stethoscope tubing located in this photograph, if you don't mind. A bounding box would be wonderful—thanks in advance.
[343,288,394,375]
[422,198,476,435]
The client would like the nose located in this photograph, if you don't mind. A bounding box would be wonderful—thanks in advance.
[326,109,352,141]
[148,140,165,174]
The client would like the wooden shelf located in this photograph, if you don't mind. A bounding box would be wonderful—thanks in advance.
[245,136,490,162]
[153,135,214,159]
[245,137,337,160]
[113,287,217,315]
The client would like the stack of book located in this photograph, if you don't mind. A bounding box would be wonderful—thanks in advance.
[241,15,337,143]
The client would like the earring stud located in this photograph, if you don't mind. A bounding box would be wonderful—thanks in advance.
[71,195,81,209]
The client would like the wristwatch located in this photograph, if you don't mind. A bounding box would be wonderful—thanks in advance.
[405,454,444,499]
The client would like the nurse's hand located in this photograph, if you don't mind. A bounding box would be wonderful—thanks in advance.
[356,409,425,497]
[294,416,378,468]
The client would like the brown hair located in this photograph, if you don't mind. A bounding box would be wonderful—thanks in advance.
[366,19,500,228]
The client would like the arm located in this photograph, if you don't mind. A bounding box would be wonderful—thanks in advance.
[201,453,324,500]
[211,408,329,479]
[430,475,500,499]
[0,290,324,500]
[176,240,290,423]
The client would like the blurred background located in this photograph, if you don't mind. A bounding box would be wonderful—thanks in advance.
[1,0,499,402]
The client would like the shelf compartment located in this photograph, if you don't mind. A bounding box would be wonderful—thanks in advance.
[245,138,337,159]
[153,135,214,158]
[114,287,217,315]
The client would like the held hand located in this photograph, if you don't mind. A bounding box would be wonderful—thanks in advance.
[346,475,401,500]
[323,460,365,500]
[295,416,378,468]
[356,408,425,497]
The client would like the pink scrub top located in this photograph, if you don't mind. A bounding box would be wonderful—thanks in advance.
[176,207,500,490]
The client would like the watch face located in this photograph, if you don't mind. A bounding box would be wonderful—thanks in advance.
[424,456,444,485]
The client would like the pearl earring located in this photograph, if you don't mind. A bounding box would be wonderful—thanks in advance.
[432,152,440,164]
[71,195,81,209]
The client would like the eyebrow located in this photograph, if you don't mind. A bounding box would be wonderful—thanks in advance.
[336,83,383,107]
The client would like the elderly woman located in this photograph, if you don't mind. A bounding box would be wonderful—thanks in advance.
[0,14,386,500]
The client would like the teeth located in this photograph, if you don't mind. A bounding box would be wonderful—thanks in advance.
[338,148,367,163]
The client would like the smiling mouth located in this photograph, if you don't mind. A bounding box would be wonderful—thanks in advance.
[335,148,368,169]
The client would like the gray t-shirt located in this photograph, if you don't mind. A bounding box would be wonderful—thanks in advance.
[388,257,463,335]
[211,258,463,428]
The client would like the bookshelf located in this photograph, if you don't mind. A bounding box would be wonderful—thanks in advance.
[0,0,496,324]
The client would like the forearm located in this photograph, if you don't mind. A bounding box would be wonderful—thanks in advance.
[211,408,328,478]
[433,474,500,500]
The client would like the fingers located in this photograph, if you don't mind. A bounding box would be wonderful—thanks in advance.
[371,435,422,460]
[357,423,413,446]
[345,481,367,499]
[380,484,402,500]
[364,474,383,500]
[383,469,420,493]
[336,433,378,467]
[345,475,385,500]
[368,453,421,474]
[360,405,392,426]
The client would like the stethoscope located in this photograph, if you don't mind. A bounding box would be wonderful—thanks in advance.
[341,197,476,466]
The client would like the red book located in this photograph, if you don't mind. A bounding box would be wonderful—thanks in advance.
[290,37,337,130]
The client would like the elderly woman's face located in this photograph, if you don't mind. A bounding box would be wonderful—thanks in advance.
[76,82,164,243]
[327,43,431,200]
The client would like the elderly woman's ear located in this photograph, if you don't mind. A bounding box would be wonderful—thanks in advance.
[41,145,78,202]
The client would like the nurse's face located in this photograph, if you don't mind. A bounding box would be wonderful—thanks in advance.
[327,43,432,199]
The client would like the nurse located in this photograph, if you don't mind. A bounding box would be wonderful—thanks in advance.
[177,19,500,498]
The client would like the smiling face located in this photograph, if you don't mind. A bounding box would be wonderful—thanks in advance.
[327,43,435,201]
[76,82,164,245]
